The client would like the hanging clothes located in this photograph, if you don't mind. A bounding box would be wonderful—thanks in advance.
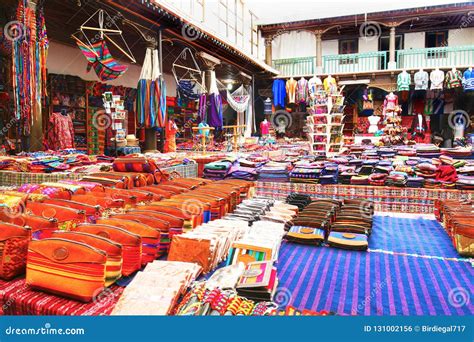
[382,93,399,116]
[296,77,309,104]
[308,76,323,97]
[44,112,74,150]
[430,69,445,90]
[272,79,286,108]
[323,76,337,94]
[444,69,463,89]
[414,70,429,90]
[462,68,474,91]
[244,85,255,138]
[164,119,178,152]
[263,98,273,115]
[286,78,298,104]
[397,71,411,91]
[207,93,223,128]
[260,120,270,135]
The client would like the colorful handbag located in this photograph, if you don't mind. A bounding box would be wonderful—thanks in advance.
[80,176,126,189]
[16,184,72,200]
[139,186,174,199]
[26,238,107,302]
[0,212,58,239]
[154,184,187,195]
[25,202,86,230]
[50,231,122,286]
[452,224,474,257]
[41,182,87,195]
[87,173,134,189]
[75,224,141,276]
[43,199,101,221]
[70,194,125,209]
[104,188,155,203]
[285,226,325,245]
[96,218,160,265]
[0,223,30,280]
[327,232,368,251]
[58,180,105,192]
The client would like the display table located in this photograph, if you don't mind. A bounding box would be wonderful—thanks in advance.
[0,278,123,315]
[256,181,473,213]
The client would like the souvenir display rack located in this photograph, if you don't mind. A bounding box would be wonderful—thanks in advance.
[306,88,345,155]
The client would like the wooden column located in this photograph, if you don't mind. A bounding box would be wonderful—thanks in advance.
[388,26,397,70]
[315,31,323,74]
[264,36,273,66]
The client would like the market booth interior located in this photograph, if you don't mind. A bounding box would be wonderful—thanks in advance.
[0,0,472,316]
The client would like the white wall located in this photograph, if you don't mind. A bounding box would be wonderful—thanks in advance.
[358,37,378,53]
[448,27,474,47]
[46,41,176,91]
[404,32,425,50]
[321,39,338,56]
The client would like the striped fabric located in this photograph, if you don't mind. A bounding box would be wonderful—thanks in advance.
[77,40,128,82]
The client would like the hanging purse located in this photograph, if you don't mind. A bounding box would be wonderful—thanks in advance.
[26,238,107,302]
[0,223,30,280]
[75,224,141,276]
[50,231,122,286]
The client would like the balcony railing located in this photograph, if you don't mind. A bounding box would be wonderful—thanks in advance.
[272,45,474,76]
[272,56,316,76]
[397,45,474,69]
[323,51,387,74]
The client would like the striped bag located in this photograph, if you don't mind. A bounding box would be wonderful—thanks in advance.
[96,218,160,265]
[0,223,30,280]
[26,239,107,302]
[75,224,141,276]
[50,231,122,286]
[112,157,158,174]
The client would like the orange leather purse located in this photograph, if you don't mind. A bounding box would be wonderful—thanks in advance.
[139,186,174,199]
[43,199,101,219]
[138,204,196,231]
[75,224,141,276]
[27,238,106,302]
[96,218,160,265]
[50,231,122,286]
[0,223,30,280]
[0,212,58,239]
[25,202,86,230]
[104,188,156,203]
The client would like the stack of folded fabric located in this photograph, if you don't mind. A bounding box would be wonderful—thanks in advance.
[407,176,425,188]
[414,162,437,178]
[456,175,474,190]
[286,193,312,210]
[368,173,387,186]
[338,166,357,184]
[385,171,408,187]
[112,261,201,315]
[416,144,441,158]
[226,165,259,181]
[441,147,473,159]
[258,162,289,183]
[289,162,323,183]
[319,164,339,185]
[350,175,369,185]
[203,160,234,180]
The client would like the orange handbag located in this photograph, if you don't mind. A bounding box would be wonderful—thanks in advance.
[80,176,126,189]
[0,223,30,280]
[85,192,132,208]
[96,218,160,265]
[25,202,86,230]
[43,199,101,218]
[154,184,188,195]
[104,188,155,203]
[151,201,204,227]
[50,231,122,286]
[75,224,141,276]
[138,204,197,230]
[0,212,58,239]
[70,194,125,209]
[88,173,134,189]
[139,186,174,199]
[26,238,107,302]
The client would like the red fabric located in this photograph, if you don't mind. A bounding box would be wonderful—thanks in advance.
[0,278,123,315]
[436,165,458,183]
[44,113,75,150]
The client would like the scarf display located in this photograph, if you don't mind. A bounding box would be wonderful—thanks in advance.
[12,0,48,136]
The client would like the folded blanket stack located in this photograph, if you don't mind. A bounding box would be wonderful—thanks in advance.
[456,175,474,190]
[385,172,408,187]
[368,173,387,186]
[414,162,437,178]
[416,144,441,158]
[226,165,259,181]
[407,176,425,188]
[289,163,323,183]
[203,160,233,180]
[258,162,289,183]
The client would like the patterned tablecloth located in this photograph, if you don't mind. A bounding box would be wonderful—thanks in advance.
[0,163,198,187]
[256,181,474,214]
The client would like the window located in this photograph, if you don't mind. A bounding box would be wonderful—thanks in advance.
[250,11,259,56]
[426,31,448,58]
[338,39,359,64]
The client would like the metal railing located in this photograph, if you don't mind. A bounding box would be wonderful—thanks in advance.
[272,45,474,76]
[272,56,315,76]
[322,51,387,74]
[397,45,474,69]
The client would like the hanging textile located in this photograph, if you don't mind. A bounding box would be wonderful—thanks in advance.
[76,40,128,82]
[245,85,255,138]
[226,85,250,113]
[136,48,166,128]
[207,93,223,128]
